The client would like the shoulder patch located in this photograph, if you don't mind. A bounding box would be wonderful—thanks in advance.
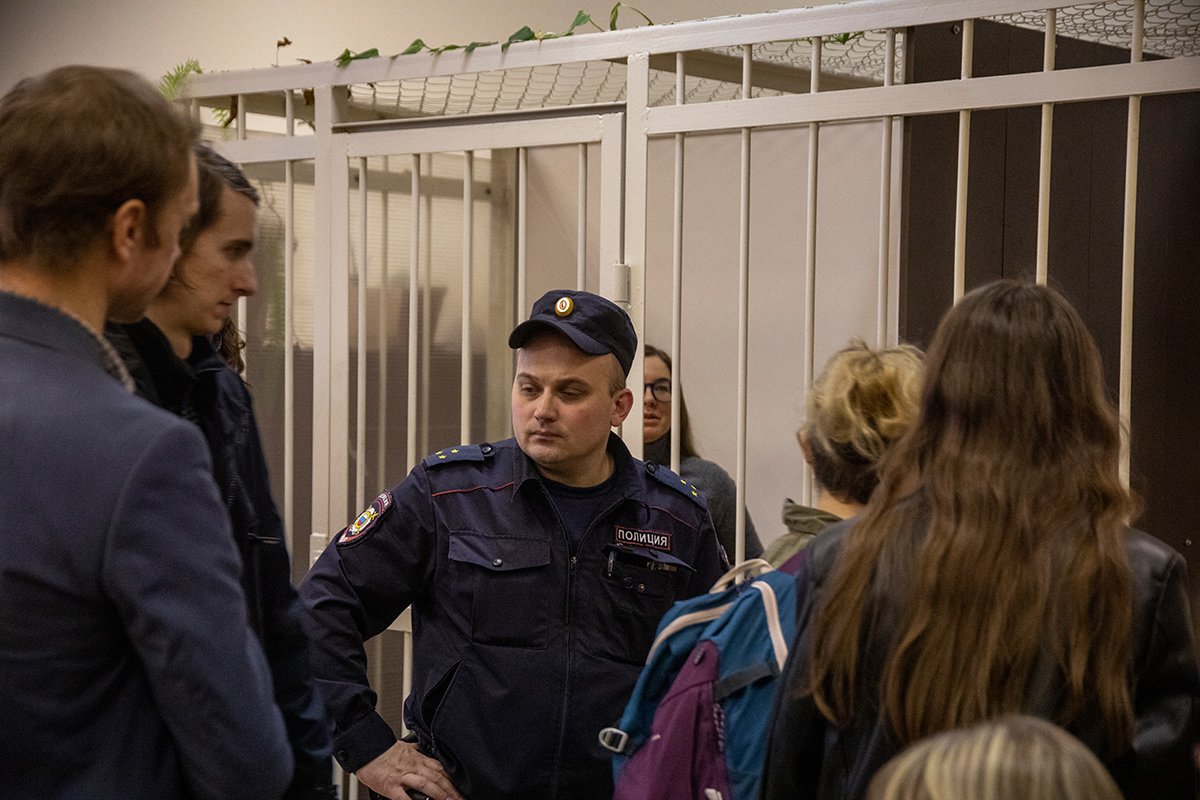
[338,490,393,546]
[423,442,495,468]
[645,461,707,508]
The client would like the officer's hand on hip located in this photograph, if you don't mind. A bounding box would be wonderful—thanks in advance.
[356,740,464,800]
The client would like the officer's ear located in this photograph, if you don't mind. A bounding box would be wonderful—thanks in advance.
[610,385,633,428]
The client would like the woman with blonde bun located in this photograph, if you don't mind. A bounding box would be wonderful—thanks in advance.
[763,339,923,568]
[866,715,1123,800]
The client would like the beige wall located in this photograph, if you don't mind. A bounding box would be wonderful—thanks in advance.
[0,0,836,93]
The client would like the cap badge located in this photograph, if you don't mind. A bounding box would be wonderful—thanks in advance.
[554,296,574,317]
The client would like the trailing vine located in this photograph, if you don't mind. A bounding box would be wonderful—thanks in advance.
[335,3,653,66]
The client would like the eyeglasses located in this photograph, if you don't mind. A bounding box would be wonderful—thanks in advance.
[644,381,672,403]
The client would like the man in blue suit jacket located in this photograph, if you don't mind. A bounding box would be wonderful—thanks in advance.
[0,66,293,800]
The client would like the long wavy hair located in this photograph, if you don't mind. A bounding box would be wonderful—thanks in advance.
[806,280,1136,752]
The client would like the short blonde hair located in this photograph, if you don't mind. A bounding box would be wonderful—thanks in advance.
[867,715,1123,800]
[801,339,923,504]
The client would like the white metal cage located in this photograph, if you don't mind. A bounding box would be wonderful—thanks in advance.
[178,0,1200,788]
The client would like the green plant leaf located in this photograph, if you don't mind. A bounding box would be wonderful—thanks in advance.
[402,38,427,55]
[430,43,462,54]
[609,3,653,29]
[502,25,535,51]
[567,11,592,33]
[335,47,380,67]
[158,58,202,101]
[826,31,863,44]
[465,40,497,53]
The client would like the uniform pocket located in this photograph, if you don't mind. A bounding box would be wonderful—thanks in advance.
[594,544,691,664]
[448,532,552,648]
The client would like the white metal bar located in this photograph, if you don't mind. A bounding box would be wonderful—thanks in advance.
[420,161,433,457]
[644,56,1200,137]
[328,138,353,530]
[517,147,528,317]
[1119,0,1144,487]
[953,19,974,302]
[310,88,336,552]
[597,116,624,299]
[734,43,754,565]
[210,137,316,165]
[461,150,474,444]
[181,0,1064,97]
[877,28,896,345]
[577,143,588,290]
[377,157,389,486]
[622,52,651,459]
[346,115,611,158]
[670,50,685,475]
[236,296,248,376]
[407,154,421,472]
[801,40,821,506]
[676,50,686,104]
[236,93,246,140]
[285,89,295,137]
[356,158,368,506]
[283,158,295,557]
[1036,9,1056,285]
[400,607,414,735]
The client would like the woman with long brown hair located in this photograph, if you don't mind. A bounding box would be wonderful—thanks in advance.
[760,280,1199,799]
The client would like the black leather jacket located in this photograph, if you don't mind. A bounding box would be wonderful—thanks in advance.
[761,519,1200,800]
[109,321,334,800]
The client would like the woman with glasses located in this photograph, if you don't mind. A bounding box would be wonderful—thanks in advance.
[642,344,763,561]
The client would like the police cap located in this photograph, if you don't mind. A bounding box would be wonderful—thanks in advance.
[508,289,637,376]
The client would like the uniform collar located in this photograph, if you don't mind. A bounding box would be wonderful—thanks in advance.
[512,432,639,497]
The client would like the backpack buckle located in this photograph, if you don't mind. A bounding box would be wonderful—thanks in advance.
[598,726,629,753]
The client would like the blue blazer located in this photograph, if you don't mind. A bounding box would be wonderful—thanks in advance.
[0,291,293,800]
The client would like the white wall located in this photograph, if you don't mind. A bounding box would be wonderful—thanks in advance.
[0,0,829,94]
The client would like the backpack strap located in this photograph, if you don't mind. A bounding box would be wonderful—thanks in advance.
[750,580,789,670]
[708,558,773,593]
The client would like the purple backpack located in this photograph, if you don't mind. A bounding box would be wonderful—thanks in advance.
[600,560,797,800]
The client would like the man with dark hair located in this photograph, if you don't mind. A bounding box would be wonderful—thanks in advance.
[0,66,293,799]
[109,143,335,800]
[301,289,728,800]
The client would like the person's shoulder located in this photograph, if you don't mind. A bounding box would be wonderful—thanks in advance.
[805,517,856,582]
[1124,528,1187,584]
[418,439,512,488]
[637,459,709,512]
[679,455,735,490]
[26,350,187,444]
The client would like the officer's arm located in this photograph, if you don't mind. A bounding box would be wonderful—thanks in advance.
[103,422,293,800]
[299,465,436,774]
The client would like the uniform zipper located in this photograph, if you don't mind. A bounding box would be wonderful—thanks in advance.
[548,493,626,800]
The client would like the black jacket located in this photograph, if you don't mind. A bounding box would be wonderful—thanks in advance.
[761,519,1200,800]
[300,435,729,800]
[110,320,333,799]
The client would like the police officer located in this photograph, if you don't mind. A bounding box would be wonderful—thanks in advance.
[300,289,728,800]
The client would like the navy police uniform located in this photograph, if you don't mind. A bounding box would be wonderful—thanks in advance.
[301,288,728,799]
[302,435,726,799]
